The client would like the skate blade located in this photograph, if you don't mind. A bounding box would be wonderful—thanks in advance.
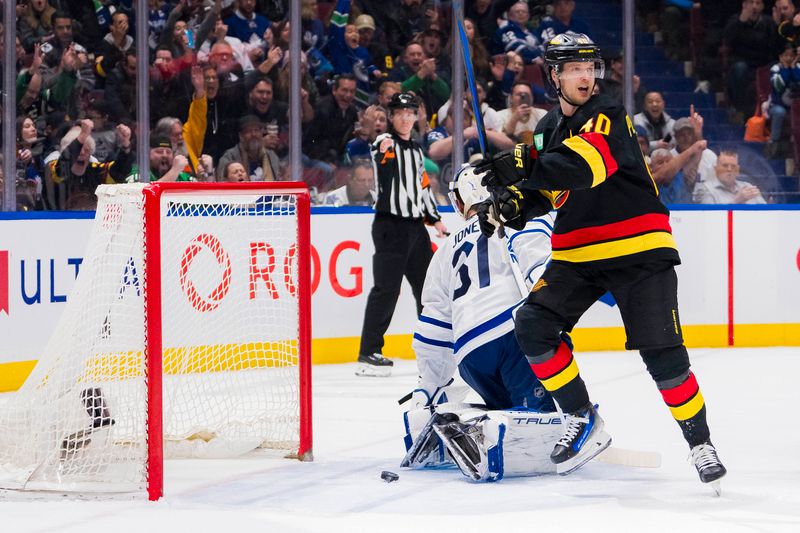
[710,479,722,497]
[355,363,392,377]
[556,431,612,476]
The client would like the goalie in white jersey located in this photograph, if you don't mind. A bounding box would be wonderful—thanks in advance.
[401,164,564,481]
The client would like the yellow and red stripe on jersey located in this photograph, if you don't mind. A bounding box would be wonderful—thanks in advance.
[530,341,580,392]
[659,372,705,421]
[562,131,618,187]
[551,213,677,262]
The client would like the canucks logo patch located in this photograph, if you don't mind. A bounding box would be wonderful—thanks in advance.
[534,133,544,151]
[552,190,569,208]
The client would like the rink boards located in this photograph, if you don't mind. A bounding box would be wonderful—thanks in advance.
[0,206,799,391]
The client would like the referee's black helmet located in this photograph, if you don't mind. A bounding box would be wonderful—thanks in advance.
[388,92,419,111]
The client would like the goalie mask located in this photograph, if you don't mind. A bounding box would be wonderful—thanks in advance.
[449,164,490,219]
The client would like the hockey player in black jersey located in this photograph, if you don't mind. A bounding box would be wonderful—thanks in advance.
[474,32,726,491]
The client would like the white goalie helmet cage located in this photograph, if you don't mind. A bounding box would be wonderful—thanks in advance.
[449,163,491,219]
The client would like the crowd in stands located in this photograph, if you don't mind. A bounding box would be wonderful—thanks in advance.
[0,0,797,211]
[637,0,800,204]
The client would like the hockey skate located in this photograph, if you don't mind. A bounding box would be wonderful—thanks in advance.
[690,442,727,496]
[355,353,394,377]
[551,403,611,475]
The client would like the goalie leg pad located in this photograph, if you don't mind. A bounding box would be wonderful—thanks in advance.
[483,410,562,478]
[430,408,563,482]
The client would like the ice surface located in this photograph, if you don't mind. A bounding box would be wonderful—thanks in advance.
[2,347,799,533]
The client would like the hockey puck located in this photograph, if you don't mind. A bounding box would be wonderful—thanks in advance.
[380,470,399,483]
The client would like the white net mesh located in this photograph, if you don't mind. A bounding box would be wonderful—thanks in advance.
[0,184,304,494]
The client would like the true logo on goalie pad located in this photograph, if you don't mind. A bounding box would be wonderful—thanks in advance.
[512,416,562,425]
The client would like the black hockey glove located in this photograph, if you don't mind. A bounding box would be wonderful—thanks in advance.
[475,185,526,238]
[475,200,499,238]
[475,143,538,188]
[494,184,525,222]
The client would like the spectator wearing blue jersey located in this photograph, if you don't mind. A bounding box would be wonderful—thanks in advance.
[466,0,518,48]
[767,43,800,156]
[328,0,382,97]
[273,18,333,83]
[301,0,327,52]
[148,1,173,51]
[650,148,693,205]
[651,139,710,205]
[537,0,592,44]
[224,0,270,43]
[491,1,543,64]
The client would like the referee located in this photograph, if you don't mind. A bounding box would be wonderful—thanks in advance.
[357,92,448,377]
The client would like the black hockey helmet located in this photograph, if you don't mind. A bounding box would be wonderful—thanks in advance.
[544,32,604,78]
[388,92,419,111]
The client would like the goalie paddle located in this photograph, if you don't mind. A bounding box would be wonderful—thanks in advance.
[595,446,662,469]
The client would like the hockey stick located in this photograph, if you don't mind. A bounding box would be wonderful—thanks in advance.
[455,9,509,239]
[455,14,488,155]
[596,446,662,469]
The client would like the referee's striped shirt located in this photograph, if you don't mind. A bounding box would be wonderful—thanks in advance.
[370,133,441,222]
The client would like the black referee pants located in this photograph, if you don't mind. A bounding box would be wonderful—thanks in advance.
[359,214,433,357]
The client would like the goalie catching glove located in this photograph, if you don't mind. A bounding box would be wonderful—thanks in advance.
[474,143,538,188]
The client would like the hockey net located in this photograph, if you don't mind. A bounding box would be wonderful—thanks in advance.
[0,183,312,499]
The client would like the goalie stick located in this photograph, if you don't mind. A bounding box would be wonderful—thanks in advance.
[596,446,662,469]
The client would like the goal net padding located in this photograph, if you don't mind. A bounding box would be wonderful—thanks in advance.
[0,183,312,500]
